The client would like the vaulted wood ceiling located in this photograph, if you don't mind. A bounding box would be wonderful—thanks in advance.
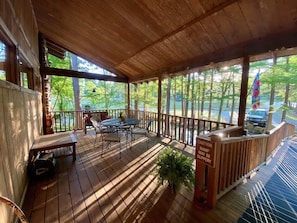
[31,0,297,83]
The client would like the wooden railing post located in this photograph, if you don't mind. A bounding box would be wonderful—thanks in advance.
[195,134,222,208]
[194,159,207,202]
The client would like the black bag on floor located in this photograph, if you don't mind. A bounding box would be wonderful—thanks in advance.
[28,152,56,177]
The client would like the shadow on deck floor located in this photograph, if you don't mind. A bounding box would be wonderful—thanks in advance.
[22,131,297,223]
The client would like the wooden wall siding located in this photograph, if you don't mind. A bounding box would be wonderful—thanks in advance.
[0,1,42,222]
[32,0,297,82]
[0,0,39,80]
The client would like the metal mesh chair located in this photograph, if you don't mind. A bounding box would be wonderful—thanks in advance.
[131,119,153,148]
[91,118,122,157]
[102,131,122,157]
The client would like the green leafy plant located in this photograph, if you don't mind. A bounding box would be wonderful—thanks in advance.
[84,105,91,111]
[155,147,195,193]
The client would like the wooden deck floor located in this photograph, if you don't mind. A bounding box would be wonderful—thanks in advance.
[22,130,297,223]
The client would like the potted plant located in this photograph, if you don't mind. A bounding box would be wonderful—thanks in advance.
[155,146,195,193]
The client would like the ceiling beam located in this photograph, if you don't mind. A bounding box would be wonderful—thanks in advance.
[40,67,128,83]
[44,37,129,80]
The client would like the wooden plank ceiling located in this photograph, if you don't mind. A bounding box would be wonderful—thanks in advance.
[31,0,297,83]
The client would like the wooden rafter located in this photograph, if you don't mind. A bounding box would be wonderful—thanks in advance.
[40,66,128,83]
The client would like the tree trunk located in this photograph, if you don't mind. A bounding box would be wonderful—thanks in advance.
[166,78,171,115]
[282,57,290,122]
[144,82,147,112]
[217,73,224,123]
[71,54,82,130]
[200,72,206,117]
[134,84,139,119]
[217,97,223,123]
[191,73,195,118]
[197,72,201,118]
[266,83,275,131]
[208,71,214,120]
[282,83,290,122]
[184,74,190,117]
[181,76,185,116]
[165,78,171,135]
[173,78,176,116]
[266,55,277,131]
[103,81,108,109]
[229,73,235,123]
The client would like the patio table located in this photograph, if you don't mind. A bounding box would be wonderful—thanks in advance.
[101,118,140,128]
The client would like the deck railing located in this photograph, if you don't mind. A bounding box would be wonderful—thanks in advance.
[195,122,296,208]
[51,109,234,146]
[51,110,295,208]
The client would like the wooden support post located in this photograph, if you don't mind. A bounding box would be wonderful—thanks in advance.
[195,135,221,207]
[127,83,130,117]
[134,83,139,119]
[238,56,249,127]
[157,77,161,137]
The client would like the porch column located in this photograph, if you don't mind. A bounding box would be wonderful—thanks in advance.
[134,83,139,119]
[127,83,130,117]
[238,56,249,127]
[39,33,54,134]
[157,77,161,137]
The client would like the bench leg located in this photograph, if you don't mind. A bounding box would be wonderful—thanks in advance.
[72,144,76,161]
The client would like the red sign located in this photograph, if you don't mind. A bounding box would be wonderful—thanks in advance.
[196,138,215,168]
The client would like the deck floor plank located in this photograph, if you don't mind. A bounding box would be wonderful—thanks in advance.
[44,177,59,223]
[22,131,297,223]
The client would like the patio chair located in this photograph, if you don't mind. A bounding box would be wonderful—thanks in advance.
[116,118,140,149]
[131,119,153,148]
[91,118,112,147]
[102,131,122,158]
[0,196,28,223]
[91,118,122,158]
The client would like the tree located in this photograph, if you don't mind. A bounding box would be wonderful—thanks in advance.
[71,54,82,129]
[165,78,171,135]
[215,68,234,122]
[262,55,279,130]
[200,72,206,117]
[208,70,214,120]
[282,57,290,122]
[49,54,73,111]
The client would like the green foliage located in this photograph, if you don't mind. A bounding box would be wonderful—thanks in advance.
[48,54,74,110]
[48,53,71,69]
[155,147,195,193]
[47,50,297,121]
[82,80,126,109]
[130,82,158,111]
[259,56,297,105]
[48,53,127,110]
[51,76,74,110]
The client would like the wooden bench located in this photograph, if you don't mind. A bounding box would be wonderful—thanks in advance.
[30,132,77,161]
